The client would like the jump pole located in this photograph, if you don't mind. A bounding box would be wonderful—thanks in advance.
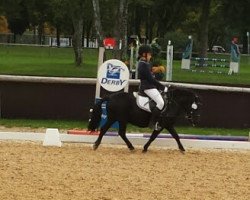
[129,41,139,79]
[166,40,173,81]
[95,47,105,99]
[135,37,139,79]
[129,46,134,79]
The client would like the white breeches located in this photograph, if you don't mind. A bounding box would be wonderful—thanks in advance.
[144,88,164,110]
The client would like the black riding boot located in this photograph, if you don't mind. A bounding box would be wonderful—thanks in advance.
[149,107,162,131]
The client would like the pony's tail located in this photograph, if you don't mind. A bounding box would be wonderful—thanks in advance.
[87,96,109,131]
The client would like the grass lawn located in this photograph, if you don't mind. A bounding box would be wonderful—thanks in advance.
[0,45,98,77]
[0,44,250,85]
[0,118,248,137]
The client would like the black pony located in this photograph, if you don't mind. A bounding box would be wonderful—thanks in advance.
[88,87,201,152]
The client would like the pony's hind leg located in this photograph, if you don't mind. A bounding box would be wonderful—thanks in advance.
[118,121,134,151]
[143,129,162,153]
[93,119,115,150]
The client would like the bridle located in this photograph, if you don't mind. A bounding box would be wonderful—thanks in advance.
[162,91,200,126]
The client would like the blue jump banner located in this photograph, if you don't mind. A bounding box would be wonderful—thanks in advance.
[95,98,119,129]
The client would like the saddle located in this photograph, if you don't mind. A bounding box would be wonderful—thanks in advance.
[133,92,167,113]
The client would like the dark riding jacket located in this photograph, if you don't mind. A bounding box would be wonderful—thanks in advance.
[138,60,165,93]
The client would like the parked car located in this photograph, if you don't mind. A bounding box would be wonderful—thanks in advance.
[211,46,226,53]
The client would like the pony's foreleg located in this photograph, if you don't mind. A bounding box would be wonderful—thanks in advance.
[167,126,185,152]
[118,121,134,151]
[93,119,114,150]
[143,129,162,153]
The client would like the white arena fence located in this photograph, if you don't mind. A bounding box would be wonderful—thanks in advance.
[0,75,249,93]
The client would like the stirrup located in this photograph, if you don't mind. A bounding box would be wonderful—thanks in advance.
[154,122,162,131]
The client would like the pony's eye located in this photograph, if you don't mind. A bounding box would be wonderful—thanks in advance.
[191,103,198,110]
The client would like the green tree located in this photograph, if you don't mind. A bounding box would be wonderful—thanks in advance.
[92,0,104,47]
[22,0,52,45]
[82,0,93,48]
[221,0,250,53]
[47,0,72,47]
[92,0,129,59]
[152,0,187,37]
[2,0,29,42]
[127,0,154,40]
[197,0,211,58]
[113,0,129,59]
[207,1,228,50]
[67,0,85,66]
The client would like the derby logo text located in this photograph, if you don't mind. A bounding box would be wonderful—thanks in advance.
[98,59,129,92]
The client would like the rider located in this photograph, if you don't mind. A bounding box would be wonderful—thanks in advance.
[137,44,168,130]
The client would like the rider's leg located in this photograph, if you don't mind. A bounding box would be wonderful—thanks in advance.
[150,107,162,130]
[144,88,165,130]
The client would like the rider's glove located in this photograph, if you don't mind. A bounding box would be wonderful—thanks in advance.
[164,87,168,93]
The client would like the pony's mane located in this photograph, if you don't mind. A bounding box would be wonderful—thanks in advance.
[169,87,202,107]
[168,87,195,99]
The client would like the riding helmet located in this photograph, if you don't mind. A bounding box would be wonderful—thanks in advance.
[138,45,152,56]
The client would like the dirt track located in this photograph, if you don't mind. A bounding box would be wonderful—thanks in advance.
[0,141,249,200]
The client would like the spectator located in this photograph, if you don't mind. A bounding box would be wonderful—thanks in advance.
[231,37,240,62]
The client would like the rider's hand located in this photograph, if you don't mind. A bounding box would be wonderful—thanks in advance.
[164,87,168,92]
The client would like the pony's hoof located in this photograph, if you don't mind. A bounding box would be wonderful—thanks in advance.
[142,149,147,153]
[93,144,99,150]
[129,146,135,151]
[179,148,185,154]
